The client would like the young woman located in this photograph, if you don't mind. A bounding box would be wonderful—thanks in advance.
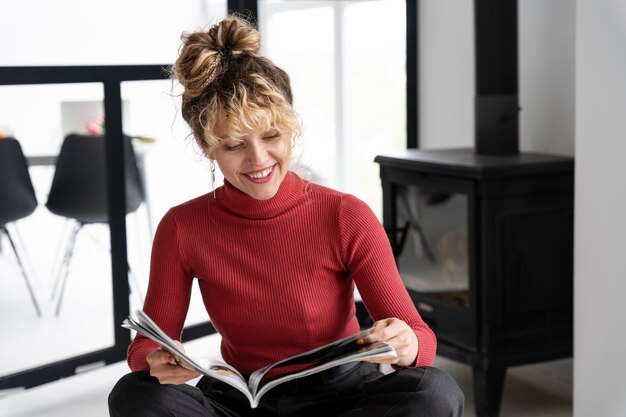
[108,15,464,417]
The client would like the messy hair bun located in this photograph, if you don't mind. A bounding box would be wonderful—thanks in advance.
[175,16,261,98]
[173,15,300,154]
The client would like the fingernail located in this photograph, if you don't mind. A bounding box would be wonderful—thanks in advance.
[356,338,364,345]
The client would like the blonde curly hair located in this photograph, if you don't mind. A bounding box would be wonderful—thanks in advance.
[173,15,301,156]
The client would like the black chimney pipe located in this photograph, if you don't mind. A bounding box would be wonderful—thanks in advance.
[474,0,520,155]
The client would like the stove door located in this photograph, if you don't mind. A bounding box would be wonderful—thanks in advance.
[386,175,477,350]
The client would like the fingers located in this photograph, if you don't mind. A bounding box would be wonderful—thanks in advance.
[151,363,200,385]
[146,344,200,384]
[360,318,403,345]
[146,347,169,366]
[161,347,181,366]
[359,318,419,367]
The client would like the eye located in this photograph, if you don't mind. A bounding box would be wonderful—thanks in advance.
[263,131,281,141]
[222,141,245,151]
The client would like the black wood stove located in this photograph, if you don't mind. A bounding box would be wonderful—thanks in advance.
[375,149,573,417]
[374,1,574,416]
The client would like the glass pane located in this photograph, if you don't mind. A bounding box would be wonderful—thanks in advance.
[343,0,406,218]
[0,79,221,378]
[395,184,470,308]
[259,0,406,219]
[259,1,337,187]
[0,84,116,375]
[121,80,216,327]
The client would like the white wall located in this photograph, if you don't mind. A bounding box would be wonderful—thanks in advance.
[418,0,474,149]
[519,0,576,156]
[419,0,575,156]
[575,0,626,415]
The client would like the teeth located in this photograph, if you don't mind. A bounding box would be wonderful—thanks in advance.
[249,167,272,179]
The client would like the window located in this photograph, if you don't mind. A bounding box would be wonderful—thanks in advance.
[259,0,406,218]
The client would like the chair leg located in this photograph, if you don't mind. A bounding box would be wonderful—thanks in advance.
[48,219,74,300]
[50,220,146,314]
[3,226,41,317]
[50,221,79,300]
[52,222,83,317]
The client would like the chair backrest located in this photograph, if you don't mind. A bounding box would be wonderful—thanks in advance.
[46,134,144,224]
[0,138,38,226]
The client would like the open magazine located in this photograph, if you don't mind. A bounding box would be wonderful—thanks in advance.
[122,310,396,409]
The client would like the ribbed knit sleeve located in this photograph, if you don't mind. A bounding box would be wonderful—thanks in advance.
[127,209,194,371]
[338,194,437,367]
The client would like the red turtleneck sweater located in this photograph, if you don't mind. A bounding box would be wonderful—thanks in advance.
[128,172,436,375]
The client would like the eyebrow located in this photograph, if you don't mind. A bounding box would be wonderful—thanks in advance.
[218,128,278,141]
[219,135,244,142]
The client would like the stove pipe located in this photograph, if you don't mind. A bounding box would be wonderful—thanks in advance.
[474,0,520,156]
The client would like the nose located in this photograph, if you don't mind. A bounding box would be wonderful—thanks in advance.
[246,139,268,166]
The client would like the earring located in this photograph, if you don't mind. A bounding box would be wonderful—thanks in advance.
[210,160,216,198]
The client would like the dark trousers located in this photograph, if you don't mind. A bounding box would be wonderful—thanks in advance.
[108,362,464,417]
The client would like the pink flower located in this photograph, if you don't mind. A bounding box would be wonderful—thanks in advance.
[86,116,104,135]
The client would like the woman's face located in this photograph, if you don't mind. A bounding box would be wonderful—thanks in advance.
[211,116,292,201]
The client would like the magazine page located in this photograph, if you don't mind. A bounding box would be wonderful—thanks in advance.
[122,311,253,404]
[123,312,209,374]
[247,329,395,401]
[248,340,396,408]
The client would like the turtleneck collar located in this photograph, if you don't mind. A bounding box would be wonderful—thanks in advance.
[215,171,306,220]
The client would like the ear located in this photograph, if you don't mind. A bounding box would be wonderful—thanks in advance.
[202,144,215,160]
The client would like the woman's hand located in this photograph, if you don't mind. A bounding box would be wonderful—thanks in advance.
[359,318,419,368]
[146,341,201,384]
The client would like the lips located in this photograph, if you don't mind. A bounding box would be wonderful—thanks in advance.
[243,164,275,183]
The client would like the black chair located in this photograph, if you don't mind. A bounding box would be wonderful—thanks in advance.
[46,133,144,315]
[0,137,42,317]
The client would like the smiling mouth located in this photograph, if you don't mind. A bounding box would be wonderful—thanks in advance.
[247,166,273,179]
[243,165,275,182]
